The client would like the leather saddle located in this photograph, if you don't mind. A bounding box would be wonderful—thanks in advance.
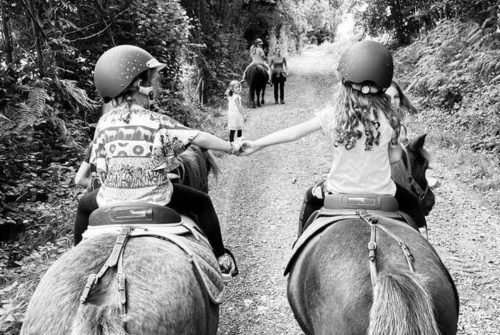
[285,193,415,275]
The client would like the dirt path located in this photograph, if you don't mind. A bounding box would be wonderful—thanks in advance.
[209,43,500,334]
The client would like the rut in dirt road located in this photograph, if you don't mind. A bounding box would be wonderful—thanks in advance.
[210,43,500,335]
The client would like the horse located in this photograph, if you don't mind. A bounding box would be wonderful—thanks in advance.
[245,63,269,108]
[286,134,459,335]
[20,145,222,335]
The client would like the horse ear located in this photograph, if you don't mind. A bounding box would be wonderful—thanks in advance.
[409,134,427,151]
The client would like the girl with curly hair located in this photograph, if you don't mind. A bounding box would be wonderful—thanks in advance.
[240,41,425,229]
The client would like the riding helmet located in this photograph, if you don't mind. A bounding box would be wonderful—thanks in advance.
[254,38,263,45]
[94,45,166,100]
[337,40,393,91]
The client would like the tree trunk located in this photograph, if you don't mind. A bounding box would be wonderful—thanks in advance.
[1,0,14,65]
[391,0,410,45]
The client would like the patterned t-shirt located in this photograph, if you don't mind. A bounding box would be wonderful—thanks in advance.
[317,106,396,196]
[91,104,199,207]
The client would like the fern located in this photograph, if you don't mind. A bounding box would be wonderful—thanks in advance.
[54,78,98,112]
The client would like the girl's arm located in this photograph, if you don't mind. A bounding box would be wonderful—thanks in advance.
[236,96,244,114]
[241,116,321,155]
[74,161,91,187]
[192,131,239,154]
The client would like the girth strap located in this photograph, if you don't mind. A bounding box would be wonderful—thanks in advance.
[357,209,415,287]
[80,227,131,320]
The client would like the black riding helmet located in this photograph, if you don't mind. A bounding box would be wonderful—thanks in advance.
[337,40,393,92]
[94,45,166,100]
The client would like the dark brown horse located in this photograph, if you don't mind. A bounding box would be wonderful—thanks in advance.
[20,145,222,335]
[245,63,269,108]
[286,135,459,335]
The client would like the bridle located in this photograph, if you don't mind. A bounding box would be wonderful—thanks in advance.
[401,142,430,202]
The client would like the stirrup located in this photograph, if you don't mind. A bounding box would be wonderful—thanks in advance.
[219,248,239,282]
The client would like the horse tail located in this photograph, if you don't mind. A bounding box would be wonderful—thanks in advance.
[71,305,126,335]
[368,271,441,335]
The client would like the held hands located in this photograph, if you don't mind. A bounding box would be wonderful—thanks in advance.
[227,138,261,156]
[235,138,259,156]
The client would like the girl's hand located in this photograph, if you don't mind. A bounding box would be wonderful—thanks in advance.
[238,140,259,156]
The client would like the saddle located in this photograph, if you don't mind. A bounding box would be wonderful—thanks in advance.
[80,202,224,314]
[285,193,416,276]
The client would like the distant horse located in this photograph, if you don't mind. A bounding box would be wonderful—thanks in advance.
[245,63,269,108]
[21,145,222,335]
[286,135,459,335]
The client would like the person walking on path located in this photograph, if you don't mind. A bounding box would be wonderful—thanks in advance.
[270,47,288,104]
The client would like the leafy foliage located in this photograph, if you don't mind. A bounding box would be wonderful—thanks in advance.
[395,20,500,155]
[340,0,499,45]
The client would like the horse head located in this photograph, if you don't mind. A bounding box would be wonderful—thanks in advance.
[402,134,435,215]
[176,145,220,193]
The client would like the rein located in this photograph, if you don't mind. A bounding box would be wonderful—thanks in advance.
[357,209,415,287]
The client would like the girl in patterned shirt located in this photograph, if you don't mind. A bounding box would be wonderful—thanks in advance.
[74,45,240,276]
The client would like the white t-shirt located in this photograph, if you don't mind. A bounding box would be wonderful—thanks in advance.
[317,106,396,196]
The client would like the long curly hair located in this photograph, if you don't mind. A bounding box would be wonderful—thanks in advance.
[391,81,418,116]
[328,85,402,151]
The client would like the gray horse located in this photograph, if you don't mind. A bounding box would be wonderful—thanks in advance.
[21,145,222,335]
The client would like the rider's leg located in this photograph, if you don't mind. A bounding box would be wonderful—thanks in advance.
[242,63,252,82]
[394,183,427,228]
[236,129,242,139]
[169,183,237,275]
[229,130,236,142]
[73,189,99,245]
[298,182,325,232]
[169,183,225,256]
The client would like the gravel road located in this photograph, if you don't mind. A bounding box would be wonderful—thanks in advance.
[209,43,500,335]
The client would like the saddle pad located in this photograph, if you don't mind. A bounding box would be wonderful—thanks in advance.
[284,209,411,275]
[138,232,224,305]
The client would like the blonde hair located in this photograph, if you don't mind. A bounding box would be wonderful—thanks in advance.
[329,86,401,150]
[225,80,241,97]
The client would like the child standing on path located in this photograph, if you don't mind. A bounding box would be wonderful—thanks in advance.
[226,80,244,142]
[239,40,426,229]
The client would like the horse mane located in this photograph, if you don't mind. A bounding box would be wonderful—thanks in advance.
[177,145,220,193]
